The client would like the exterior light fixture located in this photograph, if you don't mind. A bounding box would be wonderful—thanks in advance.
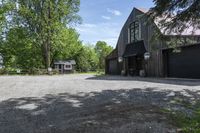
[118,57,123,63]
[48,67,52,72]
[48,67,52,75]
[144,52,150,60]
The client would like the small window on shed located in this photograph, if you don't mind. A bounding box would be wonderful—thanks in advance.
[65,65,71,68]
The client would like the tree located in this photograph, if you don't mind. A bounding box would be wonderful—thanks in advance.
[150,0,200,34]
[0,26,83,72]
[51,28,82,65]
[0,1,14,44]
[75,44,98,72]
[3,0,81,69]
[95,41,113,69]
[0,0,82,73]
[1,27,43,69]
[85,44,99,71]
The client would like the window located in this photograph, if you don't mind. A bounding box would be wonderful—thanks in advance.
[130,21,140,42]
[64,64,72,70]
[65,65,71,68]
[59,64,62,69]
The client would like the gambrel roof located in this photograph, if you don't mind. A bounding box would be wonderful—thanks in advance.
[137,8,200,36]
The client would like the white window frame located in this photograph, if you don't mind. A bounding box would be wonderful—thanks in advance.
[64,64,72,70]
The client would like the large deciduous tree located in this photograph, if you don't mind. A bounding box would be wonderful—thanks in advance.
[4,0,80,69]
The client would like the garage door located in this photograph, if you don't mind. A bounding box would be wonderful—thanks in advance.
[167,45,200,79]
[108,59,119,75]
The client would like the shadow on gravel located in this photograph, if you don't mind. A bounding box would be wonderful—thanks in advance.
[87,75,200,86]
[0,88,199,133]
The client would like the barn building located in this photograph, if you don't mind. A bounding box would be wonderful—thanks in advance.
[105,8,200,79]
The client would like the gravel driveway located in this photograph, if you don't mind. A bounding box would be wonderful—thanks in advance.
[0,74,200,133]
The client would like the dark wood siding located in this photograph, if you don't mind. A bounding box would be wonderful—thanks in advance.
[115,8,161,76]
[117,8,150,57]
[146,50,163,77]
[108,59,119,75]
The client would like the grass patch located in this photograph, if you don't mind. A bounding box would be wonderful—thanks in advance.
[170,111,200,133]
[75,70,105,76]
[160,108,172,113]
[162,102,200,133]
[75,71,99,74]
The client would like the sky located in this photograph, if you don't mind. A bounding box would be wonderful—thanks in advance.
[76,0,154,47]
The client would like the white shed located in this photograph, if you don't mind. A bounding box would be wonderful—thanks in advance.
[54,60,76,74]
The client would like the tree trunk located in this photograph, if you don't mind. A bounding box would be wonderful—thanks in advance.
[45,1,51,70]
[44,41,50,69]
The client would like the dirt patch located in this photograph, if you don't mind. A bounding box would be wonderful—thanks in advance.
[0,94,178,133]
[66,103,177,133]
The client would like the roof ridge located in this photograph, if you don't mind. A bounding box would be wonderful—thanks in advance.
[134,7,149,13]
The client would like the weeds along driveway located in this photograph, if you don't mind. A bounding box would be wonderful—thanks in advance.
[0,74,200,133]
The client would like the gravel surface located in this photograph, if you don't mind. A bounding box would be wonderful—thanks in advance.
[0,74,200,133]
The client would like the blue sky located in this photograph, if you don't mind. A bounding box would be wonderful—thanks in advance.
[76,0,154,47]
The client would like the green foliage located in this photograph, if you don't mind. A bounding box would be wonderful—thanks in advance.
[0,0,113,74]
[0,2,13,31]
[1,27,43,69]
[95,41,113,69]
[170,111,200,133]
[150,0,200,33]
[51,28,82,63]
[75,44,98,72]
[2,0,81,69]
[164,102,200,133]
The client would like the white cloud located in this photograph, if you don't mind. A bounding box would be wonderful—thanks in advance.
[76,22,121,47]
[107,8,122,16]
[102,16,111,20]
[76,23,97,33]
[102,38,118,47]
[81,23,97,28]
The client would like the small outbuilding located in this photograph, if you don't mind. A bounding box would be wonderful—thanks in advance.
[54,60,76,74]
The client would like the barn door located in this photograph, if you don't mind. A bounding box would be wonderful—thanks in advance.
[166,45,200,79]
[109,59,118,75]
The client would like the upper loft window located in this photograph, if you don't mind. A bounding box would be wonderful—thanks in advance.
[130,21,140,43]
